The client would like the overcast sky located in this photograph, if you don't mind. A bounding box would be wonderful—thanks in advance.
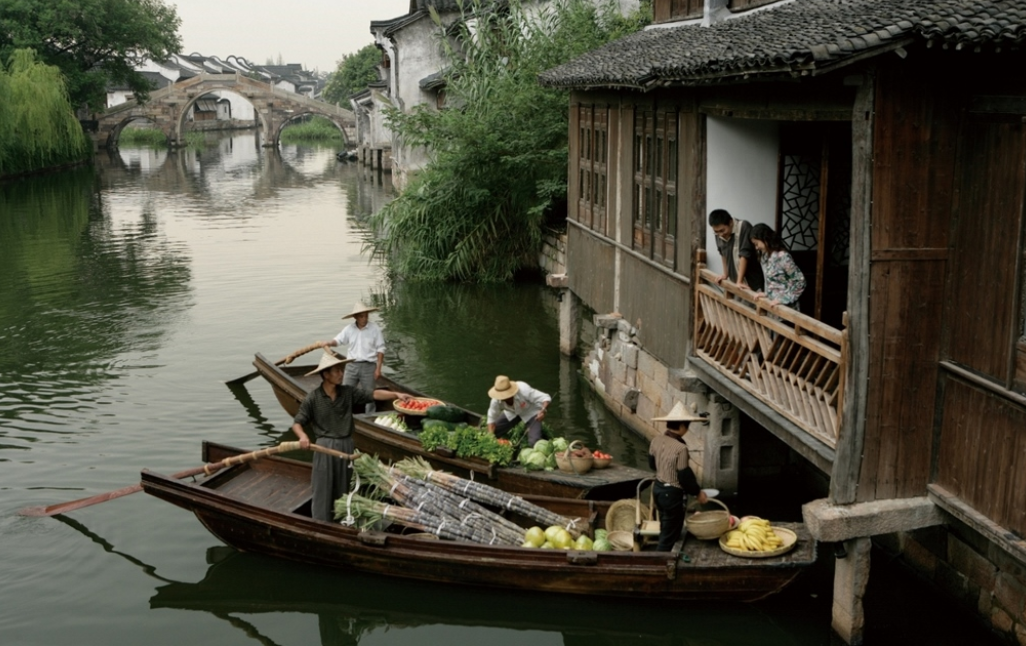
[169,0,411,74]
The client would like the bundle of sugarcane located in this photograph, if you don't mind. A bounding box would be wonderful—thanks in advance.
[352,455,523,545]
[337,493,509,544]
[394,456,586,538]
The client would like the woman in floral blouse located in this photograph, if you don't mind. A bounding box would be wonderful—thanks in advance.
[750,223,806,312]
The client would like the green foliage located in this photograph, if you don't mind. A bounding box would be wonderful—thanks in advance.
[418,423,515,466]
[322,44,380,105]
[183,132,206,149]
[0,49,90,176]
[0,0,182,110]
[370,0,649,282]
[280,116,344,143]
[118,126,167,147]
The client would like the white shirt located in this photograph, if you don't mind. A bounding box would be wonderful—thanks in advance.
[333,321,385,362]
[487,381,551,424]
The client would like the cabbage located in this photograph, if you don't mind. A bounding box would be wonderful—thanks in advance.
[544,525,562,542]
[545,453,557,469]
[518,447,536,464]
[551,437,569,453]
[574,535,594,550]
[523,451,547,471]
[594,529,608,541]
[533,439,553,456]
[539,541,555,549]
[593,538,611,551]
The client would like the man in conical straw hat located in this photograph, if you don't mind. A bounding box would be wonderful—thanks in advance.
[312,300,386,414]
[649,401,709,552]
[486,375,551,448]
[291,349,411,522]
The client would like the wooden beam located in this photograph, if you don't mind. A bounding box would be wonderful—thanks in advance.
[831,71,875,505]
[929,483,1026,562]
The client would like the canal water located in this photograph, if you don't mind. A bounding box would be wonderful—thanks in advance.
[0,132,1002,645]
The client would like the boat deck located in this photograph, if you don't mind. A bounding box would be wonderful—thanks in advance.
[204,462,311,514]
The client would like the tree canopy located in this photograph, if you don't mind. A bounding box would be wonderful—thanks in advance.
[322,43,381,106]
[0,0,182,110]
[370,0,649,282]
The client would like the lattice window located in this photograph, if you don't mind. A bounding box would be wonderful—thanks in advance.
[632,109,678,269]
[653,0,704,22]
[780,155,820,252]
[576,105,608,234]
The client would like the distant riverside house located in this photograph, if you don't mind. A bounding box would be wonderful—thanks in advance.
[539,1,1026,643]
[362,0,641,187]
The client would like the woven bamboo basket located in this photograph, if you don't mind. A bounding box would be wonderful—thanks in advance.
[555,440,593,474]
[686,498,731,540]
[607,530,634,551]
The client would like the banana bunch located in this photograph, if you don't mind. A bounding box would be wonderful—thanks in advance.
[723,516,783,552]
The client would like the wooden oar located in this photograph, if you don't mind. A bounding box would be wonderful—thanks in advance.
[224,341,323,385]
[18,441,357,517]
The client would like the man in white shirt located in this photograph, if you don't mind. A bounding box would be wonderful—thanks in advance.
[486,375,551,448]
[318,301,386,414]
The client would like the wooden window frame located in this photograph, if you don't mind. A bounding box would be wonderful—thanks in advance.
[632,108,679,269]
[576,105,608,235]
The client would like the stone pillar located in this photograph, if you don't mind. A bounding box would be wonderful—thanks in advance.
[833,536,872,645]
[546,274,578,357]
[701,393,740,494]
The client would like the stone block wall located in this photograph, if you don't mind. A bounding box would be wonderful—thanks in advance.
[580,311,740,493]
[874,522,1026,645]
[539,229,567,276]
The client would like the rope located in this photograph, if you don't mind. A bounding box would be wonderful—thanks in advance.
[338,490,357,527]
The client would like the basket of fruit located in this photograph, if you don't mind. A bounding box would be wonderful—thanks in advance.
[592,450,612,469]
[718,516,797,558]
[555,440,593,474]
[393,397,444,416]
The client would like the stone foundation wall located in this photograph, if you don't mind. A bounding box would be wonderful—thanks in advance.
[580,311,741,494]
[878,524,1026,645]
[540,229,567,276]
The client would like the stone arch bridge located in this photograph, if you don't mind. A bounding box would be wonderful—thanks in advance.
[95,72,355,150]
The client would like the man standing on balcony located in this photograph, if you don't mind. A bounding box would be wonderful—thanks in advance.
[649,402,708,552]
[709,208,764,293]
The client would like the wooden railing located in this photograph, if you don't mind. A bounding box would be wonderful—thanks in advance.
[693,266,847,449]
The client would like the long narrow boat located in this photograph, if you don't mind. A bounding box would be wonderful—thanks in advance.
[251,352,653,500]
[141,442,817,602]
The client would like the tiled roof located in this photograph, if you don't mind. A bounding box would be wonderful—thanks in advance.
[539,0,1026,89]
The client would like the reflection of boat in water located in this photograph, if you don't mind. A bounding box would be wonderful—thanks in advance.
[252,352,653,500]
[151,547,806,646]
[142,442,816,604]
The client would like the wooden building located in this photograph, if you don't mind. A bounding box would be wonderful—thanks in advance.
[539,1,1026,643]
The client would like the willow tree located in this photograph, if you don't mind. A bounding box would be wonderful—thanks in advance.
[370,0,649,282]
[0,49,90,176]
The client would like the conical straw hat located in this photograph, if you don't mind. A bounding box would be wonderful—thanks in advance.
[488,375,519,400]
[341,301,378,319]
[304,349,352,376]
[651,401,706,423]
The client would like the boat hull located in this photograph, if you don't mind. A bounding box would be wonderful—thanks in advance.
[142,443,816,602]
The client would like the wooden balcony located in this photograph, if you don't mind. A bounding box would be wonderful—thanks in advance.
[693,266,847,454]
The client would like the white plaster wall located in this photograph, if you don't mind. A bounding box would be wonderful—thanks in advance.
[211,90,254,120]
[704,117,779,275]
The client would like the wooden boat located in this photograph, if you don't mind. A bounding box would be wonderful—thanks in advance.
[141,442,817,602]
[251,352,653,500]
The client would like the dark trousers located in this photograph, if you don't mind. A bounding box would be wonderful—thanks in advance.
[311,436,355,522]
[653,482,687,552]
[493,414,543,447]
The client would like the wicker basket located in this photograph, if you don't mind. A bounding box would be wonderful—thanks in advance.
[607,530,634,551]
[592,457,612,469]
[686,498,731,540]
[605,498,648,533]
[555,440,593,474]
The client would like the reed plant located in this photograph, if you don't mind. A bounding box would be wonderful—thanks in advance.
[280,116,344,143]
[369,0,649,281]
[0,49,90,177]
[118,126,167,148]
